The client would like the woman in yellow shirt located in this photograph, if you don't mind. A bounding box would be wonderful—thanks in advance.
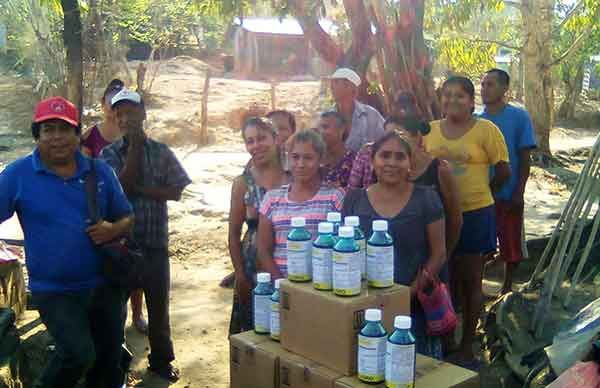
[425,76,510,367]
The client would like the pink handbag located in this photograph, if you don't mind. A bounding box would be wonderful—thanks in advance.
[417,274,458,336]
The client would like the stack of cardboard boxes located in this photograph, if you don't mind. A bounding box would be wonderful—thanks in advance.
[230,280,480,388]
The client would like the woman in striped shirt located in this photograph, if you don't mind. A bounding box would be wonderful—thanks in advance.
[258,130,344,278]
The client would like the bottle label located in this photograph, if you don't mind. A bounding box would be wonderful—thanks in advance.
[385,342,415,388]
[358,334,386,383]
[367,244,394,287]
[357,238,366,279]
[287,240,312,281]
[270,300,280,340]
[333,250,361,296]
[312,246,333,290]
[254,294,271,333]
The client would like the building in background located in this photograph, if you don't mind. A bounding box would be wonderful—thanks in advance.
[232,17,336,79]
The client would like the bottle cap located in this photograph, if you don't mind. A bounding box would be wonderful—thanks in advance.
[257,272,271,283]
[365,309,382,322]
[394,315,411,329]
[291,217,306,227]
[338,226,354,238]
[327,212,341,223]
[345,216,359,227]
[274,279,282,289]
[373,220,389,232]
[318,222,334,234]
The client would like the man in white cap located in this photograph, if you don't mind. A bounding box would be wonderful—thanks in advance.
[329,67,385,153]
[101,89,191,382]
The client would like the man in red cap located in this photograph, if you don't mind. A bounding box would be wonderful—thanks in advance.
[0,96,134,387]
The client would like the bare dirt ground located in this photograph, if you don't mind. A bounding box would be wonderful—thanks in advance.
[1,56,599,387]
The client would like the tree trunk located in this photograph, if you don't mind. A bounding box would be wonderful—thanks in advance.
[557,62,584,120]
[61,0,83,118]
[290,0,432,117]
[521,0,554,158]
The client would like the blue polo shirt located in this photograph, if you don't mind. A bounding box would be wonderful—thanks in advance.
[479,104,537,201]
[0,149,132,293]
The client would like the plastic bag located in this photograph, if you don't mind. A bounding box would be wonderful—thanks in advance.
[547,361,600,388]
[417,276,457,336]
[546,297,600,375]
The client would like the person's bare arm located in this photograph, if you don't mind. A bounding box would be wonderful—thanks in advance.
[437,160,463,254]
[228,177,247,277]
[87,215,134,245]
[490,161,511,194]
[411,218,446,295]
[257,214,283,279]
[117,131,144,194]
[137,185,185,202]
[511,148,531,211]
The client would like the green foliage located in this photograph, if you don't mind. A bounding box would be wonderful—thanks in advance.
[0,0,66,95]
[436,36,497,79]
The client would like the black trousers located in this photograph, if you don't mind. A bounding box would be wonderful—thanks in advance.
[140,246,175,368]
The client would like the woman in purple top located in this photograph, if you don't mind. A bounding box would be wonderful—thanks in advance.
[82,79,149,336]
[81,79,124,157]
[317,111,355,189]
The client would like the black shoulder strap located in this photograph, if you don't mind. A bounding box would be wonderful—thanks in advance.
[84,159,99,223]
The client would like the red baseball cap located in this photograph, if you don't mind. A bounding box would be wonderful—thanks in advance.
[33,96,79,127]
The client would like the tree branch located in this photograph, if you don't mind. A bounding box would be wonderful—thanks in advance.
[549,31,588,67]
[555,0,584,32]
[450,35,522,51]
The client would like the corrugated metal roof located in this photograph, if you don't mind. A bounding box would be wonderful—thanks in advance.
[234,17,338,36]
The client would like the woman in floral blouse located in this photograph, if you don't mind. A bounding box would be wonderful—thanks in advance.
[317,111,355,189]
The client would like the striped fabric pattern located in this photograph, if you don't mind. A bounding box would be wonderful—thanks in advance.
[260,185,344,275]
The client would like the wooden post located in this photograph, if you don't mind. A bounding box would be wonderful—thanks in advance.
[200,69,211,145]
[270,81,277,111]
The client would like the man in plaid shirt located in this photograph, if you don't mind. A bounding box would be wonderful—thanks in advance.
[101,89,191,382]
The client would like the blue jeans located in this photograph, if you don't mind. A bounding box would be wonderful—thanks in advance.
[32,284,127,388]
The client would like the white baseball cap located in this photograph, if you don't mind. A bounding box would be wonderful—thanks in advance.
[111,88,142,108]
[329,68,361,88]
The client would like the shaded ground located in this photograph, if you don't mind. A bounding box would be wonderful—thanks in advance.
[1,57,599,387]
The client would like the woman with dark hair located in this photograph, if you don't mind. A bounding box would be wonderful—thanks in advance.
[258,130,344,278]
[228,118,289,335]
[398,116,463,255]
[318,111,355,188]
[425,76,510,366]
[81,79,124,157]
[342,130,447,358]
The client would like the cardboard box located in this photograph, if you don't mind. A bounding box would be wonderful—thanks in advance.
[279,349,343,388]
[230,331,277,388]
[280,280,410,376]
[334,354,480,388]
